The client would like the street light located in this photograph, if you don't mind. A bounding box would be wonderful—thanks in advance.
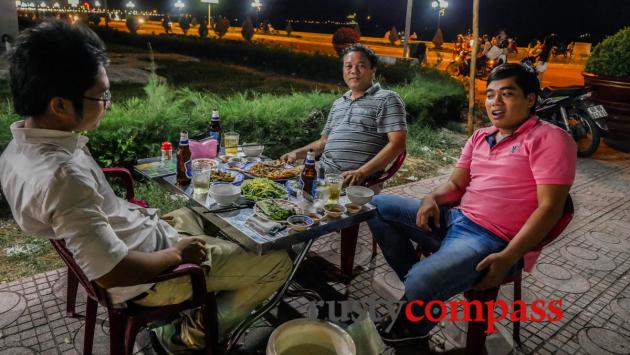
[94,0,100,7]
[125,1,135,9]
[39,1,46,7]
[53,1,60,7]
[251,0,262,12]
[431,0,448,29]
[174,0,184,10]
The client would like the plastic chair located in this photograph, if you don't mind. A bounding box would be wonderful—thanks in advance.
[462,196,573,353]
[415,196,574,353]
[52,167,219,355]
[339,151,407,277]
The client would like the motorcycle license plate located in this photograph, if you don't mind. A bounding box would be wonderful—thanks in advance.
[587,105,608,119]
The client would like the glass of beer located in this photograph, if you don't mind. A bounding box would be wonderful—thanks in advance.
[191,158,213,194]
[325,173,343,204]
[224,132,239,157]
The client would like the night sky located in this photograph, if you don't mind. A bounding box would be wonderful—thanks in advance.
[106,0,628,43]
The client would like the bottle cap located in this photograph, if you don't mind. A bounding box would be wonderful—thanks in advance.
[161,141,172,150]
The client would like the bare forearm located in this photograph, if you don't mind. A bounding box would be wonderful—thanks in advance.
[359,141,405,177]
[427,182,465,205]
[428,168,470,205]
[96,248,181,289]
[500,205,565,264]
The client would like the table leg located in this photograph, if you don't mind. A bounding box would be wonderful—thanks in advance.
[226,238,315,352]
[340,224,360,276]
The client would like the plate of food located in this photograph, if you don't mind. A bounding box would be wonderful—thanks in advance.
[209,168,244,186]
[242,160,302,181]
[240,178,289,201]
[254,199,301,223]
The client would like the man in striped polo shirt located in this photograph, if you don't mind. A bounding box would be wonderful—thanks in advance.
[281,44,407,189]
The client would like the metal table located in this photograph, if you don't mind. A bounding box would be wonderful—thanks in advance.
[138,169,376,351]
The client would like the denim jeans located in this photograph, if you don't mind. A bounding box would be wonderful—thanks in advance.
[367,195,523,335]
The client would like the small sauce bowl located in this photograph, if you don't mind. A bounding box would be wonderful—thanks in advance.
[306,212,322,225]
[287,215,314,232]
[345,203,362,214]
[324,203,346,219]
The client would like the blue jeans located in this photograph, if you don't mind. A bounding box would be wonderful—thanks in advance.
[367,195,523,335]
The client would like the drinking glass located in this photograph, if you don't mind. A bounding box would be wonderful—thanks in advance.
[191,158,213,194]
[224,132,240,157]
[325,173,343,204]
[313,180,330,211]
[286,179,304,200]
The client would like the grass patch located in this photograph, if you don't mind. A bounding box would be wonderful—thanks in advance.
[154,59,339,96]
[0,217,64,283]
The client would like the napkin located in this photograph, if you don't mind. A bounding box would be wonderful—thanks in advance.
[245,215,284,235]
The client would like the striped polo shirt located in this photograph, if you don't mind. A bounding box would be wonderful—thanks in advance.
[320,83,407,175]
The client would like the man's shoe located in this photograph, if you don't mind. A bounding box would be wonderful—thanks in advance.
[378,315,430,345]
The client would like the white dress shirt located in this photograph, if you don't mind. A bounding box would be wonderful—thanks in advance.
[0,121,180,304]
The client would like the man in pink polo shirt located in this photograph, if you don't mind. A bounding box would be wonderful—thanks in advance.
[368,63,576,348]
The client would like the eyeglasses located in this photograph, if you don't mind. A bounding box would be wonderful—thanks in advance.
[83,89,111,109]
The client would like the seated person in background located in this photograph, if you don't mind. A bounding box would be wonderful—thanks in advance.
[281,44,407,190]
[0,21,291,353]
[368,64,576,348]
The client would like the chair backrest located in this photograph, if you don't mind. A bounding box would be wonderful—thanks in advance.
[533,195,574,250]
[364,150,406,187]
[101,167,149,207]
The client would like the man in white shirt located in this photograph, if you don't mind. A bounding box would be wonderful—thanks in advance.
[0,20,291,353]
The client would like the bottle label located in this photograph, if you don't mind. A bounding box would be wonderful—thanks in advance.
[185,159,192,179]
[208,131,221,143]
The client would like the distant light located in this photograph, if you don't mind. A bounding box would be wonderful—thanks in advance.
[174,0,184,9]
[138,17,145,23]
[431,1,438,8]
[16,0,21,7]
[53,1,59,7]
[94,0,100,6]
[39,1,46,7]
[125,1,134,8]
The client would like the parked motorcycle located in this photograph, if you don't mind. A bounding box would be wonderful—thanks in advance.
[536,86,608,157]
[551,42,574,58]
[446,48,505,78]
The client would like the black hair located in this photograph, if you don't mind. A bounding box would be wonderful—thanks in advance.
[9,20,108,118]
[487,63,540,114]
[341,43,378,68]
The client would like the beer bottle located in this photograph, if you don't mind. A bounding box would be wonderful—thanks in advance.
[208,110,221,156]
[301,149,317,198]
[176,131,192,186]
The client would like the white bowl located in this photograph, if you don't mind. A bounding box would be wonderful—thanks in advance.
[210,184,241,206]
[267,319,356,355]
[242,143,264,157]
[346,186,374,205]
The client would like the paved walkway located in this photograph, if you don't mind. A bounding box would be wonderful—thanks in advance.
[1,149,629,354]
